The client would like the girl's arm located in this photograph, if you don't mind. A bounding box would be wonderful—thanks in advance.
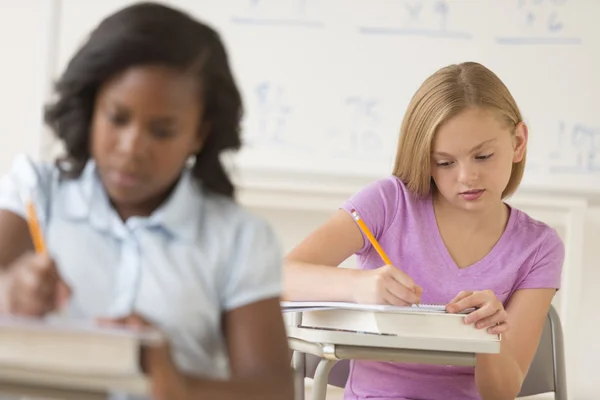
[283,210,365,301]
[474,288,555,400]
[0,210,34,267]
[0,210,66,317]
[182,297,293,399]
[283,209,421,305]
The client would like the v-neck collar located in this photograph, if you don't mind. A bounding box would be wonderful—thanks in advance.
[426,191,517,274]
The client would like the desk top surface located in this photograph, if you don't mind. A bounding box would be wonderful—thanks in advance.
[286,326,501,354]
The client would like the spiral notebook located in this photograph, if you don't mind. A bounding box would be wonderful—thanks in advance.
[281,301,466,313]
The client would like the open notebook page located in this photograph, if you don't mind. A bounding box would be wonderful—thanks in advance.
[280,301,451,314]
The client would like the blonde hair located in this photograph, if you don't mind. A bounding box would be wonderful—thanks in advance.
[392,61,525,199]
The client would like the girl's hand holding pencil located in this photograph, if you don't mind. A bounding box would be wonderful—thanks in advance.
[351,263,423,306]
[0,198,71,317]
[350,209,423,306]
[0,252,71,316]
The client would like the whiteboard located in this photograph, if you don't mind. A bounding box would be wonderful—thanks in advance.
[54,0,600,195]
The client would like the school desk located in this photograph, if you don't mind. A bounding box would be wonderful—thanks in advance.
[287,312,499,400]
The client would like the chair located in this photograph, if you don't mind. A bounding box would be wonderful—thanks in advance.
[518,305,567,399]
[300,305,567,400]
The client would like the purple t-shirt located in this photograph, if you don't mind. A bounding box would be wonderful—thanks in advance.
[340,176,564,400]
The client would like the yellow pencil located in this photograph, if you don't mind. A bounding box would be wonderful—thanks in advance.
[350,208,392,265]
[350,208,420,306]
[26,200,46,253]
[26,199,69,316]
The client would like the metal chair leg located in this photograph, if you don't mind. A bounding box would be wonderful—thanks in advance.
[292,350,306,400]
[311,358,338,400]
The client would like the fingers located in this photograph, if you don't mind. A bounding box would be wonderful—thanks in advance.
[487,321,509,335]
[96,314,150,330]
[382,265,422,305]
[11,291,53,316]
[446,291,480,314]
[8,253,64,316]
[1,252,70,317]
[29,254,72,312]
[121,314,149,328]
[96,316,128,327]
[382,287,412,306]
[414,285,424,300]
[446,290,473,309]
[383,276,420,305]
[470,308,509,335]
[463,302,498,325]
[28,253,59,279]
[468,304,507,328]
[386,266,420,294]
[473,308,508,330]
[55,280,72,309]
[447,290,509,335]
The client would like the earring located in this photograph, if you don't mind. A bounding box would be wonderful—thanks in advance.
[186,154,197,169]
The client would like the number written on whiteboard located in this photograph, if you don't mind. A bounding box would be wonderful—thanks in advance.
[496,0,581,45]
[246,82,290,145]
[550,121,600,174]
[326,96,385,160]
[359,0,472,39]
[244,81,312,154]
[231,0,323,28]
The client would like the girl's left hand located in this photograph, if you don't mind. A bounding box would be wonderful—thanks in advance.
[97,314,189,400]
[446,290,509,335]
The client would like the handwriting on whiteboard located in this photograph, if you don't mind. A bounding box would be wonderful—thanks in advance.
[244,81,308,153]
[231,0,323,28]
[358,0,472,39]
[496,0,581,45]
[326,96,386,160]
[550,121,600,173]
[244,84,598,176]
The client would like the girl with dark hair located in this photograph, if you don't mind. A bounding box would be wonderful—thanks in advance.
[0,2,293,399]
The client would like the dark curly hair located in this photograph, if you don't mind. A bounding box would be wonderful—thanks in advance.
[44,2,243,198]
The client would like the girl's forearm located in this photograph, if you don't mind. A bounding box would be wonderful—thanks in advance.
[475,338,524,400]
[282,261,361,302]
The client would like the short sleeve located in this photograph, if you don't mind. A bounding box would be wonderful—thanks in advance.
[340,177,404,255]
[516,229,565,291]
[221,216,283,311]
[0,154,55,226]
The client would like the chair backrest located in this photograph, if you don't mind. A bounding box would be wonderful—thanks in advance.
[303,305,566,399]
[518,304,567,399]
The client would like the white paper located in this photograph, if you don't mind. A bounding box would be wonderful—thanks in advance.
[280,301,449,313]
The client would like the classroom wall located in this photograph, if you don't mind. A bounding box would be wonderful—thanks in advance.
[578,208,600,396]
[0,1,54,173]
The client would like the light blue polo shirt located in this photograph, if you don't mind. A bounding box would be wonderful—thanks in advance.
[0,154,283,380]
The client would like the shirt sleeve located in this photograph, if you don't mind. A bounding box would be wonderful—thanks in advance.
[515,228,565,291]
[0,153,55,227]
[339,177,404,256]
[220,215,283,311]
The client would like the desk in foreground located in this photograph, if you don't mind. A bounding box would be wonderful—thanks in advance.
[0,367,149,400]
